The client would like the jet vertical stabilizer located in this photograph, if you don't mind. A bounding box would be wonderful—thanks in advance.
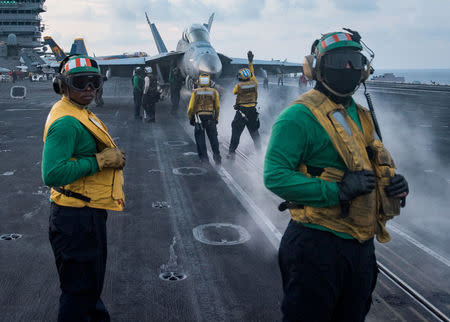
[204,13,215,32]
[145,12,168,54]
[43,36,67,62]
[70,38,88,56]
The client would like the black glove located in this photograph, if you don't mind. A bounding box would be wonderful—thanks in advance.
[338,170,376,202]
[247,51,254,62]
[215,119,218,124]
[190,118,195,126]
[385,174,408,197]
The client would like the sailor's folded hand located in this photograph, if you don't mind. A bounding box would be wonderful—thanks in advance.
[385,174,409,198]
[95,147,126,170]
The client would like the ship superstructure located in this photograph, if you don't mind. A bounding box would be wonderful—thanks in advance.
[0,0,46,69]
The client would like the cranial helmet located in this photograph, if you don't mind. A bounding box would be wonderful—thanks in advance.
[134,67,144,76]
[302,29,372,96]
[53,55,102,94]
[62,55,100,75]
[198,73,211,87]
[145,66,152,74]
[237,68,251,81]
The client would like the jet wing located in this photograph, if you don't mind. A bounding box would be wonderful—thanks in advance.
[96,57,146,66]
[218,53,232,65]
[222,56,302,76]
[144,51,184,66]
[144,52,185,84]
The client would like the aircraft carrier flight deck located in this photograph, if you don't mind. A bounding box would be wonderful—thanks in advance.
[0,78,449,321]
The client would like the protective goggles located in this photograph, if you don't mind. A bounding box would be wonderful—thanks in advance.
[322,50,365,70]
[66,73,103,91]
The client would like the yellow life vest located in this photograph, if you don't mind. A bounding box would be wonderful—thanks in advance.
[235,80,257,107]
[43,96,125,211]
[193,87,216,115]
[289,90,400,243]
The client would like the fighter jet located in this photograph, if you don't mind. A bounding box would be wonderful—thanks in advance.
[145,12,302,89]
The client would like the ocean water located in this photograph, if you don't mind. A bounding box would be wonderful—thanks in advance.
[372,69,450,85]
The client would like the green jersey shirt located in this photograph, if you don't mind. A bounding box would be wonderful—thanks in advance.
[42,115,99,187]
[264,97,363,239]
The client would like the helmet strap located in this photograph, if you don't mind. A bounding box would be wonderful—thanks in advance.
[320,80,360,98]
[314,81,353,105]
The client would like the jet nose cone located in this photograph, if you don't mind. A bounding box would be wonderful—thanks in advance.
[198,54,222,77]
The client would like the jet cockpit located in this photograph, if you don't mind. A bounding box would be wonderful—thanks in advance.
[182,24,211,44]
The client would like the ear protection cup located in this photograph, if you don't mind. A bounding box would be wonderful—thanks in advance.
[303,39,320,80]
[302,54,316,80]
[53,55,75,94]
[52,74,65,94]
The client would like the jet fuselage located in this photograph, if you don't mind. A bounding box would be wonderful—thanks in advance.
[176,24,222,84]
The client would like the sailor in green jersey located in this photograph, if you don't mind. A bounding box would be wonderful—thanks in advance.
[132,66,145,119]
[264,30,409,321]
[42,55,125,322]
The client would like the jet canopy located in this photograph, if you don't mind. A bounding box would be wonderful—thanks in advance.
[182,24,210,43]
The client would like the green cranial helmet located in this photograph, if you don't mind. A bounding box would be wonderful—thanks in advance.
[316,32,362,54]
[62,55,100,75]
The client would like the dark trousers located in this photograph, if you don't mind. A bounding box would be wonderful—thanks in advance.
[170,89,181,113]
[194,114,221,162]
[279,220,378,322]
[133,90,142,118]
[142,94,156,121]
[49,203,110,322]
[229,108,260,153]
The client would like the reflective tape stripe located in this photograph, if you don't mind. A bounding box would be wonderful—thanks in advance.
[341,33,352,41]
[321,33,352,49]
[240,84,256,89]
[197,91,214,95]
[89,116,105,131]
[65,58,91,72]
[331,111,353,136]
[67,59,77,70]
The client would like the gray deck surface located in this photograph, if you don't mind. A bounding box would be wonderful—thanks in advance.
[0,79,448,321]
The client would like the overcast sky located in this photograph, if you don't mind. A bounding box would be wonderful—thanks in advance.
[42,0,450,69]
